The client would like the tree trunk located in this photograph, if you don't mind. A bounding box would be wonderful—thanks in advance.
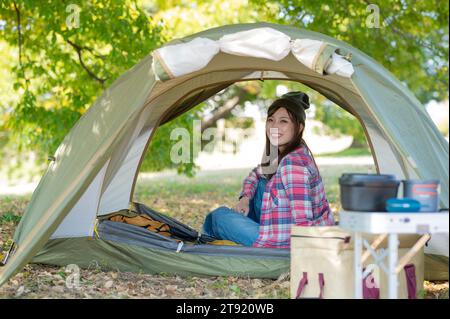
[200,95,240,133]
[199,87,249,150]
[349,137,368,148]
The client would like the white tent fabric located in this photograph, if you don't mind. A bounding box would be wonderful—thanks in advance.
[426,233,449,257]
[152,37,220,79]
[327,52,355,78]
[291,40,354,77]
[218,27,291,61]
[97,129,153,215]
[50,161,109,239]
[152,27,354,80]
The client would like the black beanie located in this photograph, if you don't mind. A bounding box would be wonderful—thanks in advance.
[269,91,310,122]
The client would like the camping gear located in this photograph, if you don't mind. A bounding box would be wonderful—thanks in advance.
[339,211,449,298]
[0,23,448,288]
[34,202,289,277]
[99,202,215,243]
[339,174,400,211]
[386,198,421,212]
[290,226,424,299]
[102,203,240,246]
[403,180,440,212]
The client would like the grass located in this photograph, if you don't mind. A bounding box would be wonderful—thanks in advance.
[0,163,448,299]
[320,147,372,157]
[0,212,22,224]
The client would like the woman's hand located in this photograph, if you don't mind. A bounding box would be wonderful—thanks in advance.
[233,196,250,216]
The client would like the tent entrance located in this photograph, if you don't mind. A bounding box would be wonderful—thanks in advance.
[127,74,377,202]
[54,73,398,240]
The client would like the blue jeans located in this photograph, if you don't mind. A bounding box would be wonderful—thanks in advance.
[248,177,267,224]
[202,177,267,246]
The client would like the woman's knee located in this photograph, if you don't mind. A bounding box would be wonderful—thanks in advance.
[213,205,232,212]
[203,206,231,225]
[210,206,234,217]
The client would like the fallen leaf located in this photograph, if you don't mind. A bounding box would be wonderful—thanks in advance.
[15,286,25,297]
[165,285,177,295]
[104,280,114,289]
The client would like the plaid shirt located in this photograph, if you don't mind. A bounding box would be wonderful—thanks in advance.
[240,145,335,248]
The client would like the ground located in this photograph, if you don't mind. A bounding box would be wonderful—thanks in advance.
[0,163,448,299]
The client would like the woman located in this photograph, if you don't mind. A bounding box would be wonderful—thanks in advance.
[202,91,335,248]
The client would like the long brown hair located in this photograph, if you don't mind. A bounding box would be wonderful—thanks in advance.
[261,100,318,180]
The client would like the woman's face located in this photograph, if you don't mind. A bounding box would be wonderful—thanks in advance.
[266,107,300,149]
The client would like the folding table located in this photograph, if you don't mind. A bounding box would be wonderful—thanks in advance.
[339,211,449,299]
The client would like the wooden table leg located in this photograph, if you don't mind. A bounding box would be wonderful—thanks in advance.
[396,234,430,274]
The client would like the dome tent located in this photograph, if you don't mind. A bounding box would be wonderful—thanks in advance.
[0,23,448,287]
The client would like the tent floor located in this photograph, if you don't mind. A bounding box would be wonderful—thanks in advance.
[32,237,289,279]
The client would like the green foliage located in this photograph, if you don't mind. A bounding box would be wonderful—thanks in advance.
[228,284,241,295]
[140,104,203,176]
[1,0,447,178]
[320,147,371,157]
[147,0,270,39]
[56,267,69,280]
[314,99,367,146]
[417,288,426,299]
[250,0,448,143]
[0,0,164,163]
[0,212,22,225]
[251,0,449,103]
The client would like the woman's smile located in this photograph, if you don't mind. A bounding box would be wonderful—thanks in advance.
[266,107,296,149]
[270,132,283,139]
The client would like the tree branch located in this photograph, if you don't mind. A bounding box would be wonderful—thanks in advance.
[389,25,444,58]
[11,0,33,92]
[12,1,22,67]
[201,85,250,132]
[66,39,108,86]
[199,87,250,151]
[200,95,240,133]
[71,41,108,60]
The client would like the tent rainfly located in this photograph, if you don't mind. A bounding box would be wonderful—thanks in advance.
[1,23,448,287]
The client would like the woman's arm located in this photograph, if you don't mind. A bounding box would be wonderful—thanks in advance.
[280,157,314,226]
[239,166,261,200]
